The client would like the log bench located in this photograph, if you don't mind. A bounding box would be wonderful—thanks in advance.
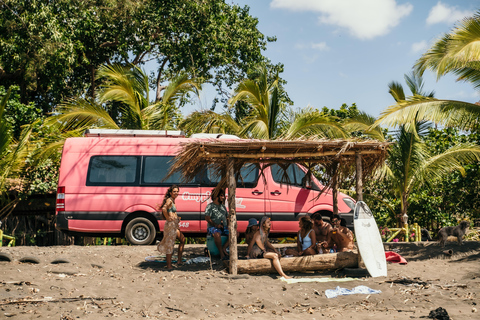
[226,251,359,274]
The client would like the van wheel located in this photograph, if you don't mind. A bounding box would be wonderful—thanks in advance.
[125,218,156,245]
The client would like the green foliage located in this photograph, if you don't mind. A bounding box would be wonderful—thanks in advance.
[0,86,42,138]
[0,0,269,114]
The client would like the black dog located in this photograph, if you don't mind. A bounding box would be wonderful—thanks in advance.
[438,221,470,247]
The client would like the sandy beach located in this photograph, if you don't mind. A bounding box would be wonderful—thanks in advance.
[1,241,479,319]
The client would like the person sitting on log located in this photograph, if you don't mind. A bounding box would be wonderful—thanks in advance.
[285,216,317,256]
[244,218,259,246]
[312,213,333,253]
[326,215,354,252]
[205,188,229,259]
[247,216,291,279]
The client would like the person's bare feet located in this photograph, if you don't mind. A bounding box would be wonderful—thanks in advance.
[282,275,292,279]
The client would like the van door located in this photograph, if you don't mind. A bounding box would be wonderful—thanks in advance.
[200,163,266,233]
[266,164,313,233]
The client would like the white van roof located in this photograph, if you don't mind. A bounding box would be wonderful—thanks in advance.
[84,129,185,137]
[190,133,240,139]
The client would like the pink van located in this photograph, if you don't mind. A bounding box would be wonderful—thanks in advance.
[55,129,355,245]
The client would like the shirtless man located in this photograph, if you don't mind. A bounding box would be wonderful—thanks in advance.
[312,214,333,253]
[327,215,354,252]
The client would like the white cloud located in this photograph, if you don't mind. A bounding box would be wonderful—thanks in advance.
[426,2,474,25]
[311,42,329,51]
[294,42,330,51]
[411,40,428,54]
[270,0,413,40]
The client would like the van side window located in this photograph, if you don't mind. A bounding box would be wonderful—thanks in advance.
[271,164,296,185]
[142,156,197,185]
[204,163,259,187]
[87,156,139,186]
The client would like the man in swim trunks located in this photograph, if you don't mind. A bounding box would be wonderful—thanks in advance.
[205,189,228,258]
[327,215,354,252]
[312,214,333,253]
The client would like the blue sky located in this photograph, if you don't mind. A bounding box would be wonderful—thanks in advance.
[186,0,479,118]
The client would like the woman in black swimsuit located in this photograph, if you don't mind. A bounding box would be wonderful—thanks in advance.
[247,216,291,279]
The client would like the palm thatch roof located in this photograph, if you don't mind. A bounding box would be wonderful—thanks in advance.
[170,138,391,189]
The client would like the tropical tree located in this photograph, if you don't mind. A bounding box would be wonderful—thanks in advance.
[375,11,480,131]
[0,88,34,219]
[180,65,346,139]
[376,74,480,225]
[49,64,200,131]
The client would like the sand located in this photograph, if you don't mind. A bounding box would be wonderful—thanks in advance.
[0,241,479,319]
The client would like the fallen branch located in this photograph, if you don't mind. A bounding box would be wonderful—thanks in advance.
[0,296,116,306]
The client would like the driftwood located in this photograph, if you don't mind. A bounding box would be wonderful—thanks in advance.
[0,296,116,306]
[230,251,358,274]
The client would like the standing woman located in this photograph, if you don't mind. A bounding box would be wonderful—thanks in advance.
[285,216,317,256]
[157,185,185,269]
[248,216,291,279]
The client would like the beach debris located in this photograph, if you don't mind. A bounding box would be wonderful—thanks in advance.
[0,252,13,261]
[387,277,428,286]
[426,307,450,320]
[50,258,70,264]
[0,296,116,305]
[443,249,453,256]
[325,286,381,299]
[18,256,40,264]
[185,257,210,264]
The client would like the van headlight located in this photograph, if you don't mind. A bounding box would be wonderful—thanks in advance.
[342,198,355,211]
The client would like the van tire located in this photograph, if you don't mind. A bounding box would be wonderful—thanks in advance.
[125,217,156,245]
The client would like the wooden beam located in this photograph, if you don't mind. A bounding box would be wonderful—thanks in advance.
[332,162,338,216]
[232,252,358,274]
[227,157,238,275]
[202,150,384,159]
[356,152,363,201]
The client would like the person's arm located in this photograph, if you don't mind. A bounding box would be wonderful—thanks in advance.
[309,230,317,251]
[205,204,222,228]
[296,231,303,253]
[247,232,259,256]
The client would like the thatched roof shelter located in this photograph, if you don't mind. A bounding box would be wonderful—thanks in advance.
[170,138,392,275]
[171,138,390,184]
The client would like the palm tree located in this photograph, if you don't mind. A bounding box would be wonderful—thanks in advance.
[181,65,346,139]
[375,11,480,131]
[49,64,201,131]
[376,74,480,224]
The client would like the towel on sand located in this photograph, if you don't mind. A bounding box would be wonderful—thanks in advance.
[325,285,381,298]
[385,251,408,264]
[280,277,358,284]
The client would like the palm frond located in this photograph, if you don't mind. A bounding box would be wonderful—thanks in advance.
[375,97,480,131]
[179,110,241,135]
[409,142,480,190]
[47,98,119,130]
[344,111,385,141]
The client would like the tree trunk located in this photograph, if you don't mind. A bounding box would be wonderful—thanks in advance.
[227,157,238,275]
[355,152,363,201]
[231,251,358,274]
[332,162,338,216]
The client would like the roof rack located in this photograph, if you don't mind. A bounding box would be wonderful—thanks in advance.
[84,129,185,137]
[190,133,240,139]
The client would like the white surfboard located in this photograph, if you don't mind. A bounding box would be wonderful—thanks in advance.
[354,201,387,277]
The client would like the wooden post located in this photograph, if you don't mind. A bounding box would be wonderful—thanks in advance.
[227,157,238,275]
[355,152,363,201]
[332,162,338,216]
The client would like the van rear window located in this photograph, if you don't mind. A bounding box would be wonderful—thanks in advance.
[87,156,139,186]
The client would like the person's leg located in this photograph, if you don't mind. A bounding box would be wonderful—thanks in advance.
[302,247,317,256]
[166,254,173,269]
[176,230,185,264]
[285,248,300,256]
[213,231,225,258]
[264,252,291,279]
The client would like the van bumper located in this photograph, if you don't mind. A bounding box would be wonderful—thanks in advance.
[55,212,69,231]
